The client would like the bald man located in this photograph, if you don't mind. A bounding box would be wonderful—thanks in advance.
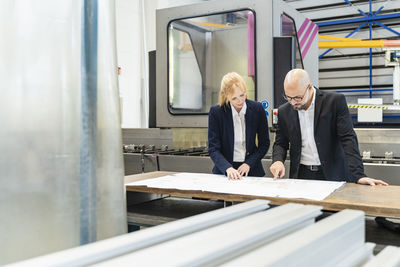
[270,69,387,186]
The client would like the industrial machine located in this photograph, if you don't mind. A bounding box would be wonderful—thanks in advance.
[155,0,318,127]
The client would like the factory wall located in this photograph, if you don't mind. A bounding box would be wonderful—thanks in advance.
[116,0,205,128]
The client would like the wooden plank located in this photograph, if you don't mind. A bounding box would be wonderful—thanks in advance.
[125,171,400,218]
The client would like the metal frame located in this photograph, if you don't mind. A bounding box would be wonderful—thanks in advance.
[317,0,400,98]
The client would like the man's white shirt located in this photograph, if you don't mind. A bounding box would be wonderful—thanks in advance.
[231,102,246,162]
[298,86,321,165]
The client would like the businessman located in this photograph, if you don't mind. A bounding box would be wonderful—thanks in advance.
[270,69,387,186]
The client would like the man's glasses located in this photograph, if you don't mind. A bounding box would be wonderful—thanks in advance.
[283,84,310,102]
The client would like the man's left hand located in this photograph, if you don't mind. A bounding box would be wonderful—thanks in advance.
[357,177,388,186]
[237,163,250,177]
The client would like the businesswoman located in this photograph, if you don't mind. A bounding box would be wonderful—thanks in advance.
[208,72,270,179]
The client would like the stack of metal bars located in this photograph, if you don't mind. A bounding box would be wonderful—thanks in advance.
[8,200,400,267]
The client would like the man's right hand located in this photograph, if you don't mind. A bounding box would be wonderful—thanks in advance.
[226,167,242,180]
[270,161,285,179]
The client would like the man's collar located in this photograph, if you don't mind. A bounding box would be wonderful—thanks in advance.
[310,86,316,107]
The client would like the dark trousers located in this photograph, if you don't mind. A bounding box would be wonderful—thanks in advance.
[298,164,326,180]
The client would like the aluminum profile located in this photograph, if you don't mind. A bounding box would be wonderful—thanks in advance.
[363,246,400,267]
[94,203,322,266]
[334,243,375,267]
[222,209,366,267]
[8,199,270,267]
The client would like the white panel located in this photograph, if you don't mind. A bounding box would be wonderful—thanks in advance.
[358,98,383,123]
[116,0,143,127]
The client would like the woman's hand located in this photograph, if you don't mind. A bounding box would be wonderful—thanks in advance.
[238,163,250,177]
[226,167,242,180]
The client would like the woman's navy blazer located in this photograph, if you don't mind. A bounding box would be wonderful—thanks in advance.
[208,99,270,177]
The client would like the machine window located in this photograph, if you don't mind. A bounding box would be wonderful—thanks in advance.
[168,10,256,114]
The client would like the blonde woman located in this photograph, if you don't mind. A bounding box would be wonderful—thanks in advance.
[208,72,270,179]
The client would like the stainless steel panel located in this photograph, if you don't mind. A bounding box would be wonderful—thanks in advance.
[158,155,213,173]
[123,154,158,175]
[356,128,400,158]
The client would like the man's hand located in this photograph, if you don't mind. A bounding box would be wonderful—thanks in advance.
[226,167,242,180]
[238,163,250,177]
[357,177,388,186]
[270,161,285,179]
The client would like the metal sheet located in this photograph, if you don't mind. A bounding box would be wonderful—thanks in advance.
[96,204,321,266]
[363,246,400,267]
[223,209,366,266]
[9,200,270,267]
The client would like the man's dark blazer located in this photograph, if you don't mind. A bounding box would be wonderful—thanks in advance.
[208,99,270,177]
[272,88,365,182]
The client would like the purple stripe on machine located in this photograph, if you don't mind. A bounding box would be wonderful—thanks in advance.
[301,25,319,59]
[297,18,310,38]
[299,22,316,48]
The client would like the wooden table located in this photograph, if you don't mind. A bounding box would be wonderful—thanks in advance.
[125,171,400,218]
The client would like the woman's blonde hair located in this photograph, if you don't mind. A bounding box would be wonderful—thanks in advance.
[219,72,247,106]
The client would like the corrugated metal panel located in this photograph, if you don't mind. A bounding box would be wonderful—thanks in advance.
[319,56,385,69]
[319,68,392,79]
